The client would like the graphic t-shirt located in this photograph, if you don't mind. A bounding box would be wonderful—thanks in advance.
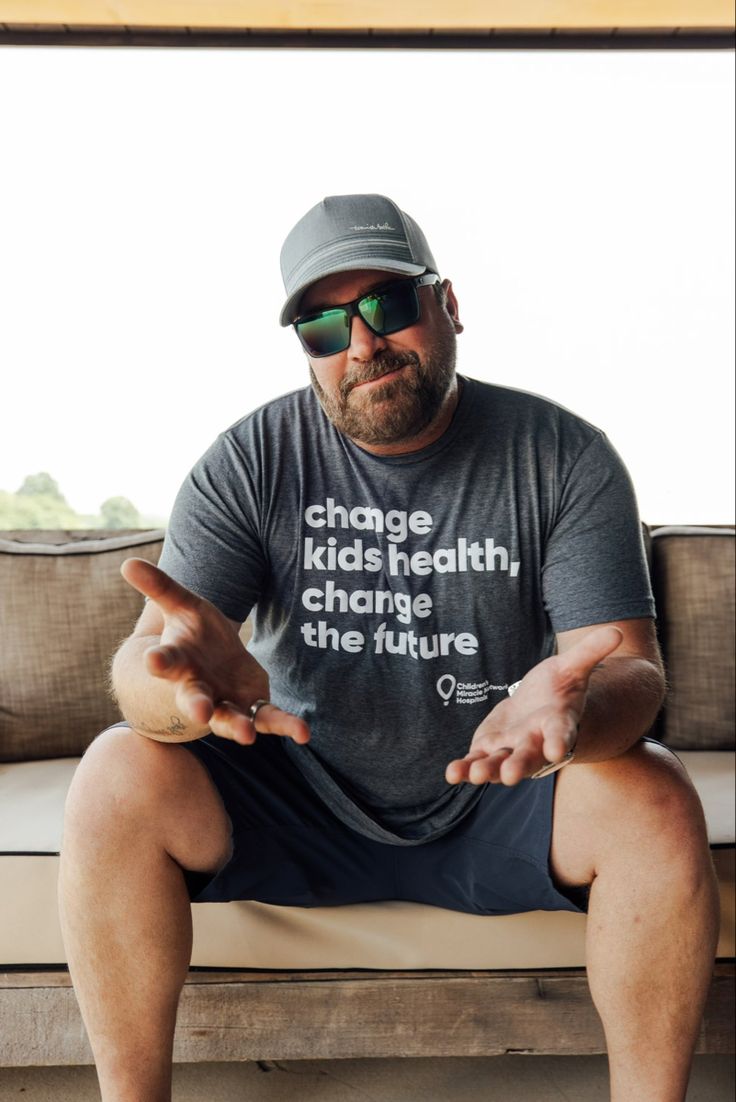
[158,376,655,844]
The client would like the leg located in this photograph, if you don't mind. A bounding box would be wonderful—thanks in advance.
[550,742,720,1102]
[58,726,233,1102]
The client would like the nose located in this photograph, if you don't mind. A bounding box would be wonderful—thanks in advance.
[348,314,387,361]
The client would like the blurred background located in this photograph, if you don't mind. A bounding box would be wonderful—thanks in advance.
[1,46,733,528]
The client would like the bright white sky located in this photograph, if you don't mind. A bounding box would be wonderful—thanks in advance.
[1,47,734,524]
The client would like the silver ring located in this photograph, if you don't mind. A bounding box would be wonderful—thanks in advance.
[248,698,270,722]
[531,748,576,779]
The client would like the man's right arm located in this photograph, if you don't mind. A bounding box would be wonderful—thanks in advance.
[110,604,223,743]
[110,558,310,747]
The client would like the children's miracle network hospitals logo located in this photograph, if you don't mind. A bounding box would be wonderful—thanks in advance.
[436,675,510,707]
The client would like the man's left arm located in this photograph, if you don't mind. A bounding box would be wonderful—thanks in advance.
[556,617,665,760]
[445,618,666,788]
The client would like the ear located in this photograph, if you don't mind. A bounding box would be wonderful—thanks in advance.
[442,279,464,334]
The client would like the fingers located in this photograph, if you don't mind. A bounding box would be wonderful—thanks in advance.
[559,625,623,680]
[142,638,310,746]
[539,711,578,766]
[498,742,544,786]
[445,748,512,786]
[141,643,212,718]
[445,751,479,785]
[121,558,201,614]
[249,703,311,745]
[498,712,574,785]
[446,710,577,788]
[209,701,256,745]
[144,643,190,679]
[203,700,311,747]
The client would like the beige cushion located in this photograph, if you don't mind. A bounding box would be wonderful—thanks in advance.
[676,751,736,844]
[0,530,164,762]
[0,755,733,969]
[652,527,735,750]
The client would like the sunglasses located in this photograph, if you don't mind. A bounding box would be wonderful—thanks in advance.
[293,273,440,358]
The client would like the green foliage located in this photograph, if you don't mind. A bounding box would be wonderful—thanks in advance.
[100,496,141,530]
[0,490,79,530]
[0,475,149,532]
[16,472,67,503]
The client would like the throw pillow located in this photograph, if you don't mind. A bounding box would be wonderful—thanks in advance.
[652,526,735,750]
[0,530,164,761]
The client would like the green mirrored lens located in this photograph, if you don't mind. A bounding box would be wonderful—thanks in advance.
[297,279,423,356]
[359,294,386,332]
[298,309,350,356]
[359,282,418,336]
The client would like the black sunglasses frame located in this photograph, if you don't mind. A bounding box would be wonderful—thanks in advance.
[293,272,440,357]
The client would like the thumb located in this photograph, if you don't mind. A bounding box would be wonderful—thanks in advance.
[121,558,200,615]
[559,625,624,680]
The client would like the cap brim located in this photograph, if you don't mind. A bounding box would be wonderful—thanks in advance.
[279,257,427,327]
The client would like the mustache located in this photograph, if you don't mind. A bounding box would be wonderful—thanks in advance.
[341,351,420,398]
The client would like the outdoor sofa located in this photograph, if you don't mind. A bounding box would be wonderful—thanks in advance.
[0,524,733,1066]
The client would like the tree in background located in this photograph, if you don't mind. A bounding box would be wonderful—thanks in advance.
[100,496,141,530]
[0,474,146,531]
[16,472,68,503]
[2,472,78,528]
[0,490,77,529]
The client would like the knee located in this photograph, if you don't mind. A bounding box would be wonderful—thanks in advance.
[564,744,713,872]
[63,725,188,837]
[62,726,233,880]
[616,742,704,822]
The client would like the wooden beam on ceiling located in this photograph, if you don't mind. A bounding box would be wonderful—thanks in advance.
[0,1,733,48]
[0,1,733,31]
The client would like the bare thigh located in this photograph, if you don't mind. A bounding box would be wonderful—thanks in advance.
[63,725,234,876]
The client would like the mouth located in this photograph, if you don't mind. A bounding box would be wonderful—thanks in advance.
[351,365,408,392]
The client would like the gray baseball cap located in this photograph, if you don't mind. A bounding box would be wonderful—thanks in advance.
[279,194,438,326]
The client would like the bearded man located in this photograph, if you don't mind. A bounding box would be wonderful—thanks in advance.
[59,194,719,1102]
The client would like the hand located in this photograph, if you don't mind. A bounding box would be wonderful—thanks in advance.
[445,625,623,787]
[120,558,310,746]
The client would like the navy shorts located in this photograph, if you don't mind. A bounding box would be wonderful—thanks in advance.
[116,724,589,917]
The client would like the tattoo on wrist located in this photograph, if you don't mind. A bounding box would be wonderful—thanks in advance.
[130,715,188,738]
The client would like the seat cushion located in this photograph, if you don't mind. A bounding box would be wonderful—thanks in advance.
[1,755,733,969]
[677,752,736,844]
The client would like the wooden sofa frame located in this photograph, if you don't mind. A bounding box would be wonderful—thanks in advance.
[2,963,734,1066]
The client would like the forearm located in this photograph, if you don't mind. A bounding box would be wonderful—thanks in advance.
[574,656,666,763]
[110,635,210,743]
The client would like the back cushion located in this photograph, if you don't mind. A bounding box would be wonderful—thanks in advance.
[0,530,164,761]
[652,527,735,750]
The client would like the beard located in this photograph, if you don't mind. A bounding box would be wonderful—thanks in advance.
[309,322,458,447]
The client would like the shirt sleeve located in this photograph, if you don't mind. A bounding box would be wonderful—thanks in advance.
[157,429,267,623]
[541,432,655,633]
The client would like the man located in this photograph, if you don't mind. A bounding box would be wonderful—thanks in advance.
[59,194,719,1102]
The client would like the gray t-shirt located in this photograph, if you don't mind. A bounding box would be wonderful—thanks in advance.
[159,376,655,845]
